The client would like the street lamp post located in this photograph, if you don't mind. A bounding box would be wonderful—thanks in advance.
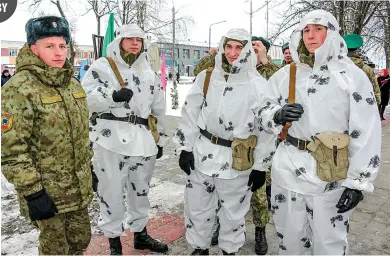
[209,20,226,50]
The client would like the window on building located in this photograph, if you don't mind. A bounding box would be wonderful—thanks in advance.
[9,49,18,56]
[183,49,190,59]
[193,50,200,59]
[88,52,95,59]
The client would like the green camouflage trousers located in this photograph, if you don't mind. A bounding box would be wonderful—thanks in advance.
[36,207,91,255]
[251,171,271,228]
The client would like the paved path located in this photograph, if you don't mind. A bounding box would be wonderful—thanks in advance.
[86,110,390,255]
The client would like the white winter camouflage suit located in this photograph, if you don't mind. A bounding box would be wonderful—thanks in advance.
[82,24,168,238]
[260,10,382,255]
[173,28,276,254]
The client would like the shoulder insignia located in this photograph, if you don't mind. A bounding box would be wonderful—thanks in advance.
[1,113,13,132]
[73,91,86,99]
[41,95,63,104]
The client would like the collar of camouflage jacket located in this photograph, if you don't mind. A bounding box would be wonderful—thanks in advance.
[350,56,364,69]
[120,46,141,66]
[297,39,315,68]
[15,43,74,87]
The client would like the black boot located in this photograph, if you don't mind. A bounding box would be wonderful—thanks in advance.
[134,227,168,253]
[255,226,268,255]
[222,250,235,255]
[211,219,220,246]
[191,249,209,255]
[108,237,123,255]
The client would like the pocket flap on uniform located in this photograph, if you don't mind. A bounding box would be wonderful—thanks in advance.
[73,91,86,99]
[315,133,350,150]
[41,95,63,104]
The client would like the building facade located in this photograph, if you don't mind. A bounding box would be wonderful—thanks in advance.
[2,40,284,77]
[154,40,210,77]
[154,40,283,77]
[1,40,96,76]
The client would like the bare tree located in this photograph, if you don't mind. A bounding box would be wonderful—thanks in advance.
[269,0,389,67]
[82,0,115,35]
[111,0,194,41]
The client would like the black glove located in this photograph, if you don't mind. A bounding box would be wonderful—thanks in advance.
[179,151,194,175]
[156,146,163,159]
[247,170,266,192]
[273,103,304,125]
[112,88,133,102]
[336,188,364,213]
[24,188,58,221]
[91,168,99,192]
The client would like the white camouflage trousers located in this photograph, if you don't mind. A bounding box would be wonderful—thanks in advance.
[271,183,354,255]
[185,168,252,254]
[93,144,156,238]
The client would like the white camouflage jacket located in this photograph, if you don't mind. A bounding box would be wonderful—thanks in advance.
[82,24,168,156]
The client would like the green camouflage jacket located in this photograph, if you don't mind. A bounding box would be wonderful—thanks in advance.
[255,55,280,80]
[194,53,216,77]
[351,57,381,105]
[194,53,279,80]
[1,44,93,218]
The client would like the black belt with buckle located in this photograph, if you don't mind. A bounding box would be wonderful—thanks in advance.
[97,113,149,127]
[286,134,311,151]
[200,129,232,147]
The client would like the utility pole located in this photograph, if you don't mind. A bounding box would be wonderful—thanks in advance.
[209,20,227,50]
[250,0,252,34]
[266,0,269,38]
[172,6,176,84]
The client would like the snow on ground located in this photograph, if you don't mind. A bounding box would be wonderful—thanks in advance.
[148,177,184,217]
[1,173,184,255]
[0,78,192,255]
[1,180,39,255]
[165,77,194,117]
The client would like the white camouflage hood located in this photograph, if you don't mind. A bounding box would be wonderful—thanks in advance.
[106,24,151,71]
[215,28,257,75]
[290,10,354,68]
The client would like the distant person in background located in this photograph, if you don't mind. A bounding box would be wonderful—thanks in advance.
[378,69,390,120]
[281,43,292,66]
[1,69,12,86]
[176,71,180,83]
[343,34,381,106]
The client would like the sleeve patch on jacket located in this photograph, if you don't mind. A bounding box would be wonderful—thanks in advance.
[1,113,13,132]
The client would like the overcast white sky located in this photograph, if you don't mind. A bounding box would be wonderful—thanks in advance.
[0,0,287,46]
[0,0,385,67]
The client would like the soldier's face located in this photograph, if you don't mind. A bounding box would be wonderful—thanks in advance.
[284,49,292,63]
[121,37,143,54]
[302,24,328,53]
[224,41,244,64]
[30,37,67,68]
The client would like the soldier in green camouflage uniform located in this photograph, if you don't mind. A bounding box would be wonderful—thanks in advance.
[203,36,278,255]
[281,43,292,67]
[194,50,216,77]
[343,34,381,105]
[1,16,93,255]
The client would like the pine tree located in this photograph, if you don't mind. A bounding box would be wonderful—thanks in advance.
[170,82,179,109]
